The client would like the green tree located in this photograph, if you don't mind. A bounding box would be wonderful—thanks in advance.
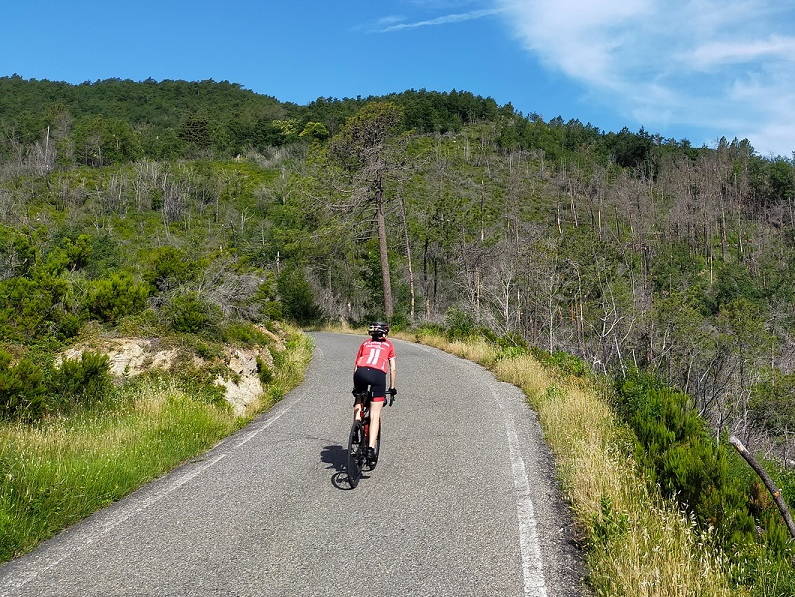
[277,267,318,323]
[178,115,212,149]
[330,101,404,319]
[71,116,142,166]
[299,121,329,142]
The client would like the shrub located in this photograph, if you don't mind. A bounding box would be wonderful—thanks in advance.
[221,322,270,346]
[444,307,476,340]
[81,232,123,279]
[495,345,528,361]
[86,273,149,323]
[414,323,445,337]
[0,351,46,420]
[252,276,283,320]
[165,292,221,334]
[256,356,273,384]
[37,248,70,276]
[0,226,35,277]
[56,313,84,340]
[547,351,590,377]
[495,332,529,349]
[0,274,79,342]
[192,341,224,361]
[527,346,590,377]
[528,346,553,361]
[616,371,758,549]
[387,312,410,332]
[61,235,93,271]
[47,351,112,411]
[144,246,200,292]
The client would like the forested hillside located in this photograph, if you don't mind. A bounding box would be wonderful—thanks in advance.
[2,76,793,449]
[2,77,794,590]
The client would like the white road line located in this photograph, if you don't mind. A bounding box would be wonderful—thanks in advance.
[1,397,303,595]
[403,336,547,595]
[0,452,227,595]
[490,384,548,597]
[234,398,302,449]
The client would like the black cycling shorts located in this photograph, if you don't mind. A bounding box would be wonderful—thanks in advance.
[353,366,387,402]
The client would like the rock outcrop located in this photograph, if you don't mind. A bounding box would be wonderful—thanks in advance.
[59,336,280,415]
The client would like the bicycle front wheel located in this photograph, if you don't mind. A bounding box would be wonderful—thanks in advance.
[346,421,364,488]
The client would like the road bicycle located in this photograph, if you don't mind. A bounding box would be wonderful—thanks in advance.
[346,389,396,488]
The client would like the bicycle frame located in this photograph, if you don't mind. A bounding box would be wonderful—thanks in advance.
[347,389,394,488]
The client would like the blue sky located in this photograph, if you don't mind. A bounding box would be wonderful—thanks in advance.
[2,0,794,156]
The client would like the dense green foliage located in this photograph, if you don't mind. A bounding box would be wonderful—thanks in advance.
[3,78,791,434]
[0,158,296,424]
[0,350,112,420]
[0,77,505,163]
[619,373,756,541]
[616,371,795,594]
[165,292,222,334]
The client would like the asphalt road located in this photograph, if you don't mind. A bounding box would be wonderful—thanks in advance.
[0,332,584,597]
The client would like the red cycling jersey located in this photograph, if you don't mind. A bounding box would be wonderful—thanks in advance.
[355,339,395,373]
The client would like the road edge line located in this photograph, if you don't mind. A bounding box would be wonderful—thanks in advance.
[490,383,549,597]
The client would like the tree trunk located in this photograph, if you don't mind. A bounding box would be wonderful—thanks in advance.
[375,185,394,319]
[730,436,795,540]
[397,193,415,322]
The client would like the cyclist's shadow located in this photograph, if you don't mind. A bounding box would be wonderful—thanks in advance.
[321,444,368,490]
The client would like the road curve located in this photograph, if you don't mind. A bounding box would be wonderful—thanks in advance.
[0,332,584,596]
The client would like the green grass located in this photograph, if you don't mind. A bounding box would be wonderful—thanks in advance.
[0,377,234,560]
[0,325,313,562]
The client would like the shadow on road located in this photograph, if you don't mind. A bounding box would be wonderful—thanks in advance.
[322,444,364,491]
[331,472,353,490]
[321,444,347,472]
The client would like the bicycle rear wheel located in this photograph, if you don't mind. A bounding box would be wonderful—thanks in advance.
[346,421,364,488]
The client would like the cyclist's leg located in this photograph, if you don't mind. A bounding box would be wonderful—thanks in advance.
[353,396,364,421]
[352,367,369,420]
[369,399,384,449]
[368,373,387,449]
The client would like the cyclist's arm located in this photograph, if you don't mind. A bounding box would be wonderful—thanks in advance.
[354,343,364,373]
[388,357,396,389]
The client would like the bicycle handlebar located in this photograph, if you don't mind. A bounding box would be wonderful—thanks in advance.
[352,388,397,406]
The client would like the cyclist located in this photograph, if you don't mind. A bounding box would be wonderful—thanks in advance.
[353,321,397,463]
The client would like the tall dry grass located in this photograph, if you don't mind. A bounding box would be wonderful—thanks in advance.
[400,331,738,597]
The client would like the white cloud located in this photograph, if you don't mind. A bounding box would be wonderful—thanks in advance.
[379,8,504,32]
[403,0,483,9]
[689,35,795,69]
[376,15,407,27]
[497,0,795,155]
